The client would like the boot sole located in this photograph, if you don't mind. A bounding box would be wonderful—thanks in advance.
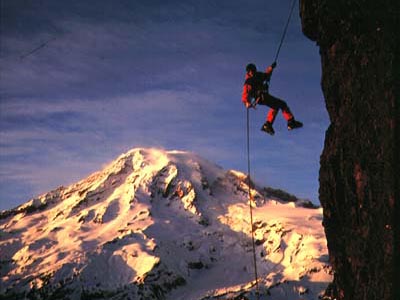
[261,128,275,136]
[288,125,303,130]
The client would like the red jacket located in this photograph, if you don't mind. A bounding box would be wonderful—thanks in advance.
[242,67,273,105]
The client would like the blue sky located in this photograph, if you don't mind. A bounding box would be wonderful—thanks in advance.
[0,0,329,211]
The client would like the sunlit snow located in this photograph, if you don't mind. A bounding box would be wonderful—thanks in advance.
[0,148,332,299]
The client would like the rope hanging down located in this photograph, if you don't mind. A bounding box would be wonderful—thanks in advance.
[245,1,297,298]
[246,109,260,299]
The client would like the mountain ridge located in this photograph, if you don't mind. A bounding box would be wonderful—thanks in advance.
[0,147,331,299]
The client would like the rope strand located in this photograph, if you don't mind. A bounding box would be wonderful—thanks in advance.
[244,2,297,298]
[273,0,297,63]
[246,108,260,299]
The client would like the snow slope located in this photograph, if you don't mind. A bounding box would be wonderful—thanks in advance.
[0,148,332,299]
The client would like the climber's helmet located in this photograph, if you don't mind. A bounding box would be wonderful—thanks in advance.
[246,63,257,74]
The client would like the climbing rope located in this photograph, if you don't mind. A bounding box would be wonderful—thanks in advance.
[272,0,297,64]
[246,108,260,299]
[245,1,297,298]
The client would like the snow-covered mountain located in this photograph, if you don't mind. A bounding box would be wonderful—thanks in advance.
[0,148,332,300]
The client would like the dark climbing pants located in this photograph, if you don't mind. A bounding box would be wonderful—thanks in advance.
[258,93,294,123]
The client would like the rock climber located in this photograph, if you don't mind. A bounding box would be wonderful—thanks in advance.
[242,62,303,135]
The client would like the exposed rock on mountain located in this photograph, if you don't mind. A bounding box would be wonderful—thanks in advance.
[0,148,331,299]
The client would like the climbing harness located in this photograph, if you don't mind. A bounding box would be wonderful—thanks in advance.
[245,0,297,298]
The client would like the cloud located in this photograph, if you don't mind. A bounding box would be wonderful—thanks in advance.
[1,0,296,101]
[0,0,328,210]
[0,88,240,207]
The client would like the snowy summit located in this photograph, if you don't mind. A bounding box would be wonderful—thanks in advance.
[0,148,332,299]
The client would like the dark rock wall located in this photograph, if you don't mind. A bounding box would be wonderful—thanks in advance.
[300,1,399,299]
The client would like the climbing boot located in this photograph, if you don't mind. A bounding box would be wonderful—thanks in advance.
[261,122,275,136]
[287,119,303,130]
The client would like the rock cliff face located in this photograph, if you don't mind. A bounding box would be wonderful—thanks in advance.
[300,1,399,299]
